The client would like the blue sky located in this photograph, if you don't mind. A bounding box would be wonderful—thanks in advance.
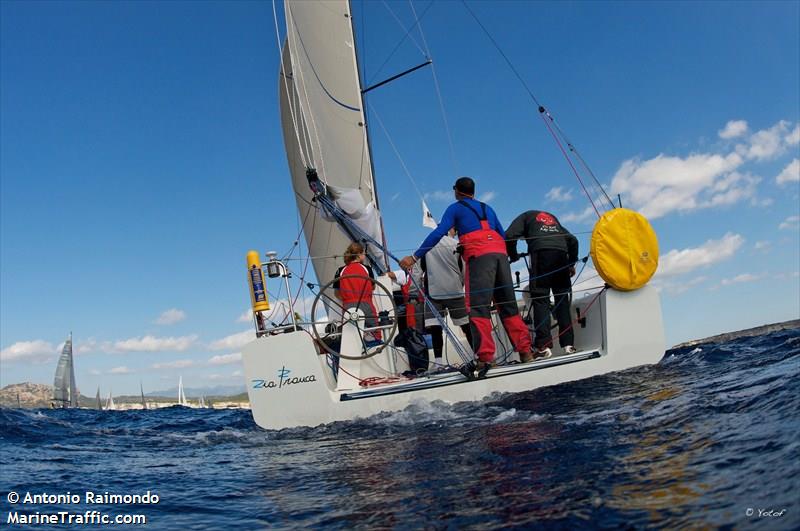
[1,1,798,395]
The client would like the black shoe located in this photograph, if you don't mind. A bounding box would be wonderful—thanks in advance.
[459,360,492,380]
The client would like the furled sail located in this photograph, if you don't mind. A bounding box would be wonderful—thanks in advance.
[279,0,387,291]
[53,333,78,408]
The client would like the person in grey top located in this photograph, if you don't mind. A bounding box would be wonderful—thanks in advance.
[421,229,473,365]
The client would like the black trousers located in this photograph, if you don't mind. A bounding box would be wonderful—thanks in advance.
[529,249,574,349]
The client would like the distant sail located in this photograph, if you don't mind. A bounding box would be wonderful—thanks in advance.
[140,382,148,410]
[53,333,78,408]
[178,377,188,407]
[95,387,102,410]
[279,0,387,291]
[105,389,116,411]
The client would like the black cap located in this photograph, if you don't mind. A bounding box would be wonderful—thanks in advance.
[453,176,475,196]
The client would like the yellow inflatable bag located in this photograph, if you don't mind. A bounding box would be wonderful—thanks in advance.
[590,208,658,291]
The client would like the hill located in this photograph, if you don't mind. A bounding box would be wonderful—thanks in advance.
[671,319,799,349]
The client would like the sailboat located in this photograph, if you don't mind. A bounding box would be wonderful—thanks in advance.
[52,333,78,408]
[105,389,116,411]
[242,1,665,429]
[177,376,188,407]
[140,382,148,410]
[95,387,102,410]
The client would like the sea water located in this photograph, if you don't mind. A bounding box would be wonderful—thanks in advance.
[1,328,798,529]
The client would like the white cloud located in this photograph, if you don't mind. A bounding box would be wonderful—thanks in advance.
[89,369,101,376]
[776,159,800,186]
[155,308,186,325]
[423,190,453,202]
[109,366,132,374]
[545,186,574,202]
[754,240,771,251]
[478,191,497,202]
[208,352,242,366]
[655,275,709,296]
[208,330,253,351]
[610,152,744,219]
[778,215,799,230]
[152,359,195,370]
[237,309,253,323]
[111,335,198,353]
[0,340,56,363]
[737,120,791,161]
[658,233,744,277]
[232,370,242,377]
[720,273,761,286]
[719,120,748,139]
[786,125,800,146]
[561,205,596,225]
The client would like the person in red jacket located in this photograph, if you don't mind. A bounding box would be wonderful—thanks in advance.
[334,242,380,340]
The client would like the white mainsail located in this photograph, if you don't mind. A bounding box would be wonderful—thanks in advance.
[53,333,78,408]
[105,390,116,411]
[279,0,387,291]
[178,376,188,406]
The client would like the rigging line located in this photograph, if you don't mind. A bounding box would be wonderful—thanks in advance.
[539,110,601,218]
[460,0,542,108]
[273,0,308,168]
[369,106,426,201]
[381,0,428,58]
[410,0,459,175]
[367,0,436,85]
[541,108,616,210]
[460,0,606,216]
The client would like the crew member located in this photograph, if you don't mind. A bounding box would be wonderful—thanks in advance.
[333,242,380,340]
[400,177,532,373]
[506,210,579,357]
[420,229,473,367]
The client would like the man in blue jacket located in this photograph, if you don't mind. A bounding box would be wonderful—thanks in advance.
[400,177,533,373]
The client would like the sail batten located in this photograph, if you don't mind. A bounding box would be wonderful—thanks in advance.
[279,0,388,293]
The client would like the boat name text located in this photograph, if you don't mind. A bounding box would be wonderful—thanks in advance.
[252,366,316,390]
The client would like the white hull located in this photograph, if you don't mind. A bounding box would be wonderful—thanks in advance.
[243,285,665,429]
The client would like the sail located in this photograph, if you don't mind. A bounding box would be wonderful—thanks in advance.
[106,390,115,410]
[178,377,187,406]
[95,387,102,410]
[140,382,148,410]
[279,0,387,291]
[53,334,78,408]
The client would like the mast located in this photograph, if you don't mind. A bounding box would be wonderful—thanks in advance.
[347,0,389,271]
[68,332,77,408]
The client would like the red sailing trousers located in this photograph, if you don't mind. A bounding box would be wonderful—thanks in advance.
[461,221,532,362]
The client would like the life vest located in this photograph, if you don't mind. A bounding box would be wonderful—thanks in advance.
[338,262,375,305]
[401,275,424,328]
[456,200,507,260]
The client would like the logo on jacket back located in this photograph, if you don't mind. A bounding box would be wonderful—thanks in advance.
[536,212,557,226]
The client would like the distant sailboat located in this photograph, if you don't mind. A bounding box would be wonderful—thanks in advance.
[177,376,188,407]
[105,389,116,411]
[52,333,78,408]
[95,387,102,410]
[140,382,148,410]
[198,395,206,408]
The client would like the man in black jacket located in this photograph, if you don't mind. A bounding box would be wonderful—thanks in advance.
[506,210,579,357]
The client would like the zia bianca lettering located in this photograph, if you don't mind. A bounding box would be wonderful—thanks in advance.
[252,366,316,389]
